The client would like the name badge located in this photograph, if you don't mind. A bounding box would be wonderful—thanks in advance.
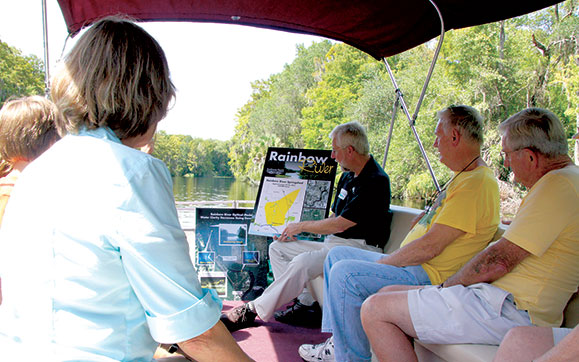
[338,188,348,200]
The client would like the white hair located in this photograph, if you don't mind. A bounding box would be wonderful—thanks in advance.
[499,108,568,157]
[329,121,369,155]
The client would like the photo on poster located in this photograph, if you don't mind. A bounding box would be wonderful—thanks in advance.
[195,208,270,301]
[199,271,227,297]
[249,147,337,240]
[242,251,260,265]
[197,251,215,265]
[218,223,248,246]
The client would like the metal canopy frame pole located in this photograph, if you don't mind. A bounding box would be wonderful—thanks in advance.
[382,94,399,167]
[381,0,445,192]
[42,0,50,96]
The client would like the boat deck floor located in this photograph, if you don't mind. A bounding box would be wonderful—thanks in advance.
[154,301,330,362]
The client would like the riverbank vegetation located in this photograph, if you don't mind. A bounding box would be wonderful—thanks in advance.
[1,2,577,206]
[152,132,233,177]
[228,1,578,205]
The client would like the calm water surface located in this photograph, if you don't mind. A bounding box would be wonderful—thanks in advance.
[172,176,423,208]
[172,176,258,202]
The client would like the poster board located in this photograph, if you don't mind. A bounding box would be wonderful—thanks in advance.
[195,208,269,301]
[248,147,337,241]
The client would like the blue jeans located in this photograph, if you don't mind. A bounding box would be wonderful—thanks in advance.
[321,246,431,362]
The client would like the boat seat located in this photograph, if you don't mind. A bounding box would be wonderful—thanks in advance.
[305,205,578,362]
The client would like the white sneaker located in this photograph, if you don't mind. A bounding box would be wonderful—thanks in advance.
[298,337,335,362]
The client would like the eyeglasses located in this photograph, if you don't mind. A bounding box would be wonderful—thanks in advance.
[500,148,523,160]
[501,146,540,160]
[331,145,349,153]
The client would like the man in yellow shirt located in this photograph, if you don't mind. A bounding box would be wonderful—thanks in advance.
[299,105,500,362]
[362,108,579,362]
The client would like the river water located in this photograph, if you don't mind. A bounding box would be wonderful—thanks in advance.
[172,176,258,202]
[172,176,424,208]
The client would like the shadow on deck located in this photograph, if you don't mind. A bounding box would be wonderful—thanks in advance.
[155,301,330,362]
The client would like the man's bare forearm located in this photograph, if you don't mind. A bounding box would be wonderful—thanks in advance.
[278,215,355,241]
[443,239,529,287]
[442,250,509,287]
[377,245,438,267]
[378,223,465,267]
[299,218,349,235]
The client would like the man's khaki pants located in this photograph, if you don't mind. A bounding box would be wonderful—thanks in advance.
[253,235,381,321]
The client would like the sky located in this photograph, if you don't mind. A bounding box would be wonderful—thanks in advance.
[0,0,327,140]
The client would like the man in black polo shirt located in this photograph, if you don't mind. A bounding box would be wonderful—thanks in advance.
[221,121,392,331]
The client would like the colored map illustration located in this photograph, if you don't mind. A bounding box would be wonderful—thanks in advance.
[249,177,307,236]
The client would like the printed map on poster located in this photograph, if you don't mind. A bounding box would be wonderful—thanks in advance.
[250,177,307,236]
[248,147,337,240]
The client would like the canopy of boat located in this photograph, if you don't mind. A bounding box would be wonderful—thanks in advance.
[56,0,562,59]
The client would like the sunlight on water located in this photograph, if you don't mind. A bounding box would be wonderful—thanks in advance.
[172,176,259,202]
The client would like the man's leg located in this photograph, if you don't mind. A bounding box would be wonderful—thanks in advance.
[361,288,421,362]
[221,240,326,332]
[362,283,534,360]
[274,239,382,327]
[269,240,316,278]
[535,326,577,362]
[321,246,385,331]
[269,239,327,306]
[254,243,328,321]
[493,326,578,362]
[324,259,430,361]
[492,326,555,362]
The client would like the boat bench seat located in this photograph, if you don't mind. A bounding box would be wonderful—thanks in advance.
[306,205,579,362]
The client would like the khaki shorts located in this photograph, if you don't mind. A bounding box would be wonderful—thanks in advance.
[408,283,532,345]
[553,327,572,345]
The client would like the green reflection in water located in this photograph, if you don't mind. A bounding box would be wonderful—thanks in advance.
[172,176,424,209]
[172,176,258,202]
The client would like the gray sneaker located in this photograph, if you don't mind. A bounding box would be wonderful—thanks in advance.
[298,337,335,362]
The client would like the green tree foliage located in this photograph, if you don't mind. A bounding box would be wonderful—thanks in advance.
[0,40,45,107]
[229,1,579,200]
[152,131,233,177]
[301,43,380,149]
[228,41,333,182]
